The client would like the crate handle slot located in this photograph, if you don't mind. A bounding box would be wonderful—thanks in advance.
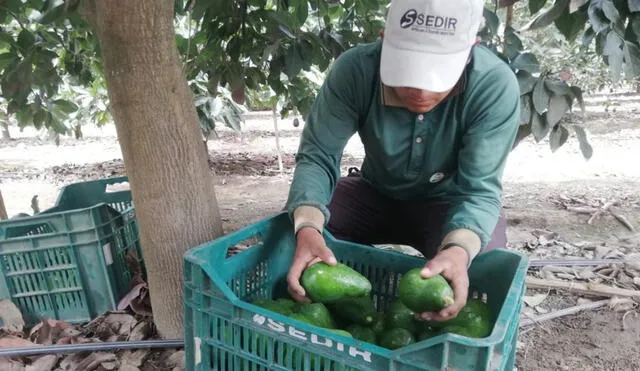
[0,215,57,238]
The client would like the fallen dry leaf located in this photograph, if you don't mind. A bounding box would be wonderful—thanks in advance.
[25,355,58,371]
[167,350,185,370]
[0,335,37,348]
[624,253,640,272]
[127,320,151,341]
[117,283,147,311]
[523,293,549,308]
[608,296,636,312]
[60,352,117,371]
[0,300,25,333]
[119,349,150,369]
[99,312,138,339]
[0,357,25,371]
[32,319,75,345]
[595,246,611,260]
[535,306,550,314]
[577,298,594,305]
[100,360,118,370]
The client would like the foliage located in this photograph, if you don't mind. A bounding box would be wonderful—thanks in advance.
[510,2,612,94]
[481,0,640,158]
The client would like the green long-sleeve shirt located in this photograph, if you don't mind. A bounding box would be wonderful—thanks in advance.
[285,39,520,249]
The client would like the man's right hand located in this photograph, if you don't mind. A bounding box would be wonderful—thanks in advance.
[286,227,338,302]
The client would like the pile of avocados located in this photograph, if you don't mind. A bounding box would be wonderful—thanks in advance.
[252,262,494,350]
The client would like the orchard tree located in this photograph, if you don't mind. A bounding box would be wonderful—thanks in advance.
[1,0,639,338]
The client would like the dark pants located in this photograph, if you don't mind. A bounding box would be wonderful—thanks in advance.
[324,173,507,259]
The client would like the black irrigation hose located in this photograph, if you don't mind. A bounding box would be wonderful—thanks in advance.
[0,339,184,358]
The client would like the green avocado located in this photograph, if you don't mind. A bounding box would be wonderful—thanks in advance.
[417,328,441,341]
[291,302,337,329]
[385,300,419,331]
[252,298,294,316]
[378,328,415,350]
[397,268,455,313]
[301,262,372,303]
[328,329,353,338]
[428,299,494,338]
[275,298,296,312]
[370,312,386,336]
[345,324,377,344]
[328,295,377,326]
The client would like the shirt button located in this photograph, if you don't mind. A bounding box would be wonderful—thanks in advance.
[415,137,423,143]
[418,114,424,120]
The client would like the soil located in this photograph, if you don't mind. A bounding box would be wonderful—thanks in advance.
[1,91,640,370]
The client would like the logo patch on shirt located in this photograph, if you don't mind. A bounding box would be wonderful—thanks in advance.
[429,172,445,183]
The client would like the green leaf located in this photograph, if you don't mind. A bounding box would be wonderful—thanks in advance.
[601,0,620,23]
[549,124,569,152]
[532,78,550,114]
[522,0,570,31]
[546,94,570,127]
[517,70,537,95]
[530,0,548,14]
[569,0,588,12]
[284,43,303,79]
[623,41,640,78]
[0,52,16,71]
[33,109,46,129]
[38,4,65,24]
[0,31,16,49]
[588,0,611,33]
[52,99,79,113]
[555,7,588,42]
[544,79,571,95]
[520,94,532,125]
[573,125,593,159]
[630,0,640,12]
[295,0,308,27]
[514,123,532,148]
[17,30,35,53]
[633,16,640,41]
[503,27,523,59]
[299,40,313,71]
[531,111,550,142]
[511,52,540,74]
[483,8,500,35]
[570,86,585,112]
[604,31,624,82]
[15,109,33,129]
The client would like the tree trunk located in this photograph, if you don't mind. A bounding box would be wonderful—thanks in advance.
[93,0,224,339]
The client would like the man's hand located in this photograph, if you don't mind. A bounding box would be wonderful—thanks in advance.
[417,246,469,322]
[286,227,338,302]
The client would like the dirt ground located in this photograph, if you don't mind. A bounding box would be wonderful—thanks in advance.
[1,91,640,370]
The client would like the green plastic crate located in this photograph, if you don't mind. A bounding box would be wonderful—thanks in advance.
[183,212,528,371]
[0,176,145,325]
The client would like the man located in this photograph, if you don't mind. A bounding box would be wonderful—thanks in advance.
[285,0,520,323]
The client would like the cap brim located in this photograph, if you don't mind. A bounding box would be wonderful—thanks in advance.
[380,40,470,93]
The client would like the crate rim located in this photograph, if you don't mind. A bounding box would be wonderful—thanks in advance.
[0,202,131,242]
[184,211,529,356]
[53,176,131,206]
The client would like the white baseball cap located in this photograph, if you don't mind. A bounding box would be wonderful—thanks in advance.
[380,0,484,93]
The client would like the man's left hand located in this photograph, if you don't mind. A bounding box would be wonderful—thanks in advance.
[417,246,469,322]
